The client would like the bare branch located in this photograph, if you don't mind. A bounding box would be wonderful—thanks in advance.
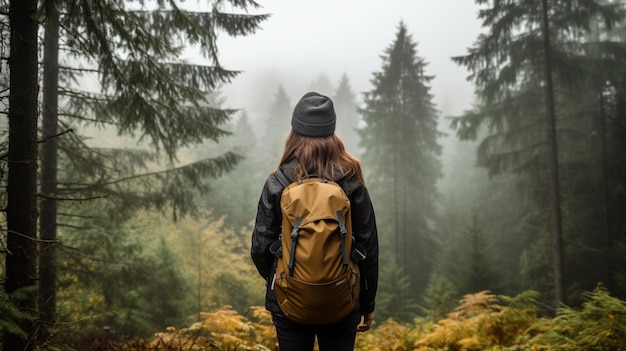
[38,128,74,144]
[37,193,110,201]
[6,229,61,245]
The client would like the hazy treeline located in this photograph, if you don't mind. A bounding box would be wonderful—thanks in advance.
[2,0,626,349]
[211,0,626,325]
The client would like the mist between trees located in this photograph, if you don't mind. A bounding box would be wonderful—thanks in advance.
[2,0,626,350]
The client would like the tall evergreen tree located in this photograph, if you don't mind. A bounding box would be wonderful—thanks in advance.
[375,260,420,323]
[34,0,268,342]
[198,111,262,230]
[333,73,361,155]
[358,21,442,297]
[539,0,566,305]
[569,4,626,300]
[262,85,292,165]
[437,137,527,297]
[307,73,334,96]
[451,0,625,307]
[5,0,39,350]
[38,0,60,342]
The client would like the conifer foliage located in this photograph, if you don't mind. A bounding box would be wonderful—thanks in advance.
[358,21,442,302]
[1,0,269,348]
[333,74,361,155]
[451,0,626,308]
[262,85,292,164]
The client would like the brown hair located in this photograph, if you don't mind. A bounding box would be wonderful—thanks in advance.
[276,130,365,186]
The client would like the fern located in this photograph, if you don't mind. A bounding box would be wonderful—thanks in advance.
[42,288,626,351]
[354,318,411,351]
[414,290,539,350]
[148,305,276,351]
[529,285,626,350]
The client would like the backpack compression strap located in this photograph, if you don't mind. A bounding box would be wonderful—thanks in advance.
[288,217,301,277]
[336,211,349,267]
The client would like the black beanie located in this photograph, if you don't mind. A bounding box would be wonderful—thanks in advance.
[291,92,336,137]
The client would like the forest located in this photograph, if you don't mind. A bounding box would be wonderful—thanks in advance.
[2,0,626,350]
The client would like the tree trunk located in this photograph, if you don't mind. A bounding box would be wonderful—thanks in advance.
[38,0,60,344]
[597,83,613,291]
[5,0,39,349]
[540,0,566,308]
[592,19,613,292]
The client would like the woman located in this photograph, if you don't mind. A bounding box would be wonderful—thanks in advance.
[251,92,379,350]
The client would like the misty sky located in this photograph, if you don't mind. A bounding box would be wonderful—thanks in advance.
[201,0,484,123]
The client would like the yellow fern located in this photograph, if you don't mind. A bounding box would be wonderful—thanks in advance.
[413,290,538,350]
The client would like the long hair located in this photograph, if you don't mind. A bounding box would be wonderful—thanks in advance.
[277,130,365,186]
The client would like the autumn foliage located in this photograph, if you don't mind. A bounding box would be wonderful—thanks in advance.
[46,285,626,351]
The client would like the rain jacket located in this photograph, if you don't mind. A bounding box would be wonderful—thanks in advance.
[251,157,379,317]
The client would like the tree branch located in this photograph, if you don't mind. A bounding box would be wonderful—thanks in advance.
[38,128,74,144]
[37,193,110,201]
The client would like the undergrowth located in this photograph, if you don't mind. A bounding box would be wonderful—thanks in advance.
[43,285,626,351]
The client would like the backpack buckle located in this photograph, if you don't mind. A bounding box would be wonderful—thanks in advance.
[270,238,282,258]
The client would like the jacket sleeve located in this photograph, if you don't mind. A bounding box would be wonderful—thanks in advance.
[349,183,379,314]
[251,176,282,280]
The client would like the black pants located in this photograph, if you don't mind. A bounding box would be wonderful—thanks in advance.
[272,310,360,351]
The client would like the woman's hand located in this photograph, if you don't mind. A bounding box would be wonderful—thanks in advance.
[357,311,374,332]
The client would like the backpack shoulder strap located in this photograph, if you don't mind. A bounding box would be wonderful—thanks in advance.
[275,168,290,189]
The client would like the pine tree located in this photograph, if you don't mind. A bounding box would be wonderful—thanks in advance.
[38,0,60,342]
[358,21,442,298]
[375,260,420,323]
[144,235,192,332]
[569,3,626,300]
[307,73,334,96]
[333,73,361,155]
[451,0,624,308]
[34,0,268,342]
[437,213,502,297]
[605,17,626,298]
[4,0,39,349]
[199,111,262,230]
[262,85,292,165]
[421,272,458,322]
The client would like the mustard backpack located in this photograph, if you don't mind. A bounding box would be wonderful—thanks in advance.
[270,170,362,324]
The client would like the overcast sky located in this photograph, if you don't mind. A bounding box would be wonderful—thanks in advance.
[200,0,484,124]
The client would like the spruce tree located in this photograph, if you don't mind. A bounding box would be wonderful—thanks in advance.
[451,0,625,308]
[358,21,442,298]
[199,111,262,230]
[568,4,626,300]
[5,0,39,349]
[421,272,458,322]
[262,85,292,165]
[38,0,60,342]
[333,73,361,155]
[307,73,334,96]
[375,260,420,323]
[604,17,626,298]
[34,0,268,342]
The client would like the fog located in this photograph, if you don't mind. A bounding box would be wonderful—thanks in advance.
[186,0,482,127]
[177,0,486,196]
[6,2,626,347]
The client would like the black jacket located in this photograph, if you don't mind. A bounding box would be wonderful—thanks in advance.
[250,158,379,316]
